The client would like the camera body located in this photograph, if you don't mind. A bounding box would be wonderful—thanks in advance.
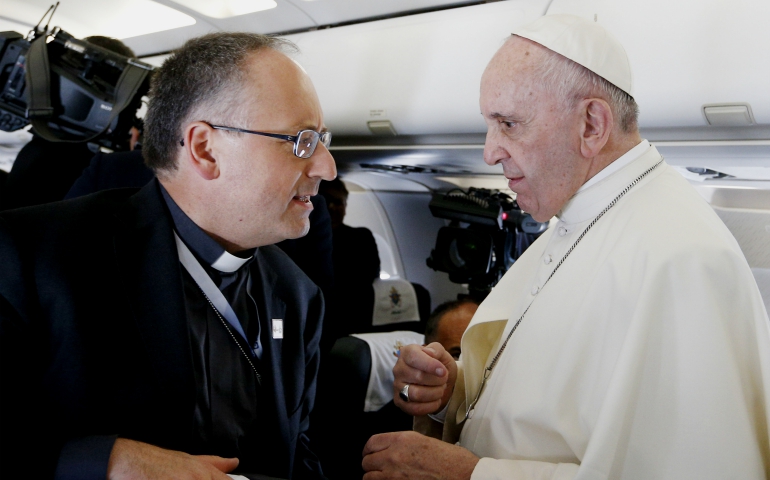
[426,188,549,299]
[0,28,152,151]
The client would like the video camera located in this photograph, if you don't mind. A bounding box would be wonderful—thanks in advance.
[0,8,153,151]
[426,187,549,299]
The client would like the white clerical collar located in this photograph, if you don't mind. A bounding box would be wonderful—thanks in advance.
[160,184,253,273]
[211,251,251,273]
[558,141,664,224]
[577,139,650,194]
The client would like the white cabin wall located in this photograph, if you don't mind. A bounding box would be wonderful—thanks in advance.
[373,191,468,309]
[339,179,407,279]
[341,172,468,311]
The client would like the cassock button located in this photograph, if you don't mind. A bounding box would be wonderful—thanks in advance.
[543,254,552,265]
[531,285,540,295]
[558,226,567,237]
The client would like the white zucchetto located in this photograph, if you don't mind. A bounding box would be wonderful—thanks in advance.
[513,14,633,96]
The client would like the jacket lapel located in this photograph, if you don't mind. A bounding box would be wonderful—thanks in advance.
[249,252,296,471]
[252,254,290,414]
[111,180,195,439]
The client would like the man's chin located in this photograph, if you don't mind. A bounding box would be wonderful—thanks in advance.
[284,220,311,241]
[516,205,550,223]
[515,197,535,216]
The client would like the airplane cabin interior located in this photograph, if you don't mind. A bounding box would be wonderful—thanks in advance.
[0,0,768,478]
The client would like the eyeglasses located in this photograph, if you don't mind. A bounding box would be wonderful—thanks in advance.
[207,123,332,159]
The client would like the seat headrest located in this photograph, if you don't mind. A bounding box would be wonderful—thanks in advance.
[372,278,420,326]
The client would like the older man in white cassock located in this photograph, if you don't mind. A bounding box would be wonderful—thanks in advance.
[361,14,770,480]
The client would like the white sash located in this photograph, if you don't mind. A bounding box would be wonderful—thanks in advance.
[174,232,263,359]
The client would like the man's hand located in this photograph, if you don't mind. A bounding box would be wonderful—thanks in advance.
[107,438,239,480]
[362,431,479,480]
[393,342,457,416]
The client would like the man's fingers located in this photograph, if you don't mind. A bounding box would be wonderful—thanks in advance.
[362,434,400,475]
[400,344,447,377]
[195,455,239,473]
[394,397,443,416]
[361,450,382,473]
[395,382,444,404]
[362,433,395,456]
[393,344,457,415]
[425,342,457,368]
[393,345,449,389]
[393,362,448,387]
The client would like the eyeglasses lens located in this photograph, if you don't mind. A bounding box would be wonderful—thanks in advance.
[320,132,332,148]
[297,130,318,158]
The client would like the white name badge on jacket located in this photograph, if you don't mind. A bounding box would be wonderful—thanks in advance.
[272,319,283,339]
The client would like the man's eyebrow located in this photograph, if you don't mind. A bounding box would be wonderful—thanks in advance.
[488,112,516,119]
[295,124,328,132]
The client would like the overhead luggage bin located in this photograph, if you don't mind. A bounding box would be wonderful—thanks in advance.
[118,0,479,57]
[547,0,770,130]
[287,0,550,136]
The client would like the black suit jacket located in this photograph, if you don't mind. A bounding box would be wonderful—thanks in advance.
[0,169,8,209]
[0,181,324,479]
[64,149,333,317]
[64,149,154,199]
[3,134,96,210]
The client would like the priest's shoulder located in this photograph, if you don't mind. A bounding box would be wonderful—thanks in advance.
[256,244,319,295]
[0,187,140,234]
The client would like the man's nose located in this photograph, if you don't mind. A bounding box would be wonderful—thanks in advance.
[482,129,505,166]
[308,144,337,181]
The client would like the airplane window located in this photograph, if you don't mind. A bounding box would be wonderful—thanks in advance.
[372,232,398,279]
[345,188,406,280]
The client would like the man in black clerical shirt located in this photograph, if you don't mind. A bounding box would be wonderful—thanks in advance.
[0,33,336,480]
[319,178,380,341]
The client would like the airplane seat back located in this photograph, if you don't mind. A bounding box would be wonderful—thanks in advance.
[368,279,430,335]
[314,333,417,480]
[332,279,430,339]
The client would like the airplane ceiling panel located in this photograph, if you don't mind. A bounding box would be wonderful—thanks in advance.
[547,0,770,128]
[123,0,316,55]
[1,0,196,40]
[175,0,316,38]
[283,0,477,26]
[3,0,479,57]
[121,24,230,57]
[287,0,550,136]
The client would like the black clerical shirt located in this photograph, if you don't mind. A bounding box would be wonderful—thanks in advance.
[160,186,265,462]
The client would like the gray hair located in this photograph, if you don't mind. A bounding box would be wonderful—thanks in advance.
[519,35,639,133]
[143,32,297,174]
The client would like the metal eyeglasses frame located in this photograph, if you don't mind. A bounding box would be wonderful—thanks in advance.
[180,123,332,159]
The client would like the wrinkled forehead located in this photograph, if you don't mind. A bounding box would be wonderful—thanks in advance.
[480,39,552,112]
[239,49,324,127]
[483,36,549,84]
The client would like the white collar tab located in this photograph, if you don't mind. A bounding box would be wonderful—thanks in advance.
[211,251,252,273]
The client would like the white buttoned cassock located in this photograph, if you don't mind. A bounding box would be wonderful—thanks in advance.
[440,141,770,480]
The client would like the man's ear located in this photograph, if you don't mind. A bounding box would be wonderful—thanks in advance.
[578,98,613,159]
[182,122,220,180]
